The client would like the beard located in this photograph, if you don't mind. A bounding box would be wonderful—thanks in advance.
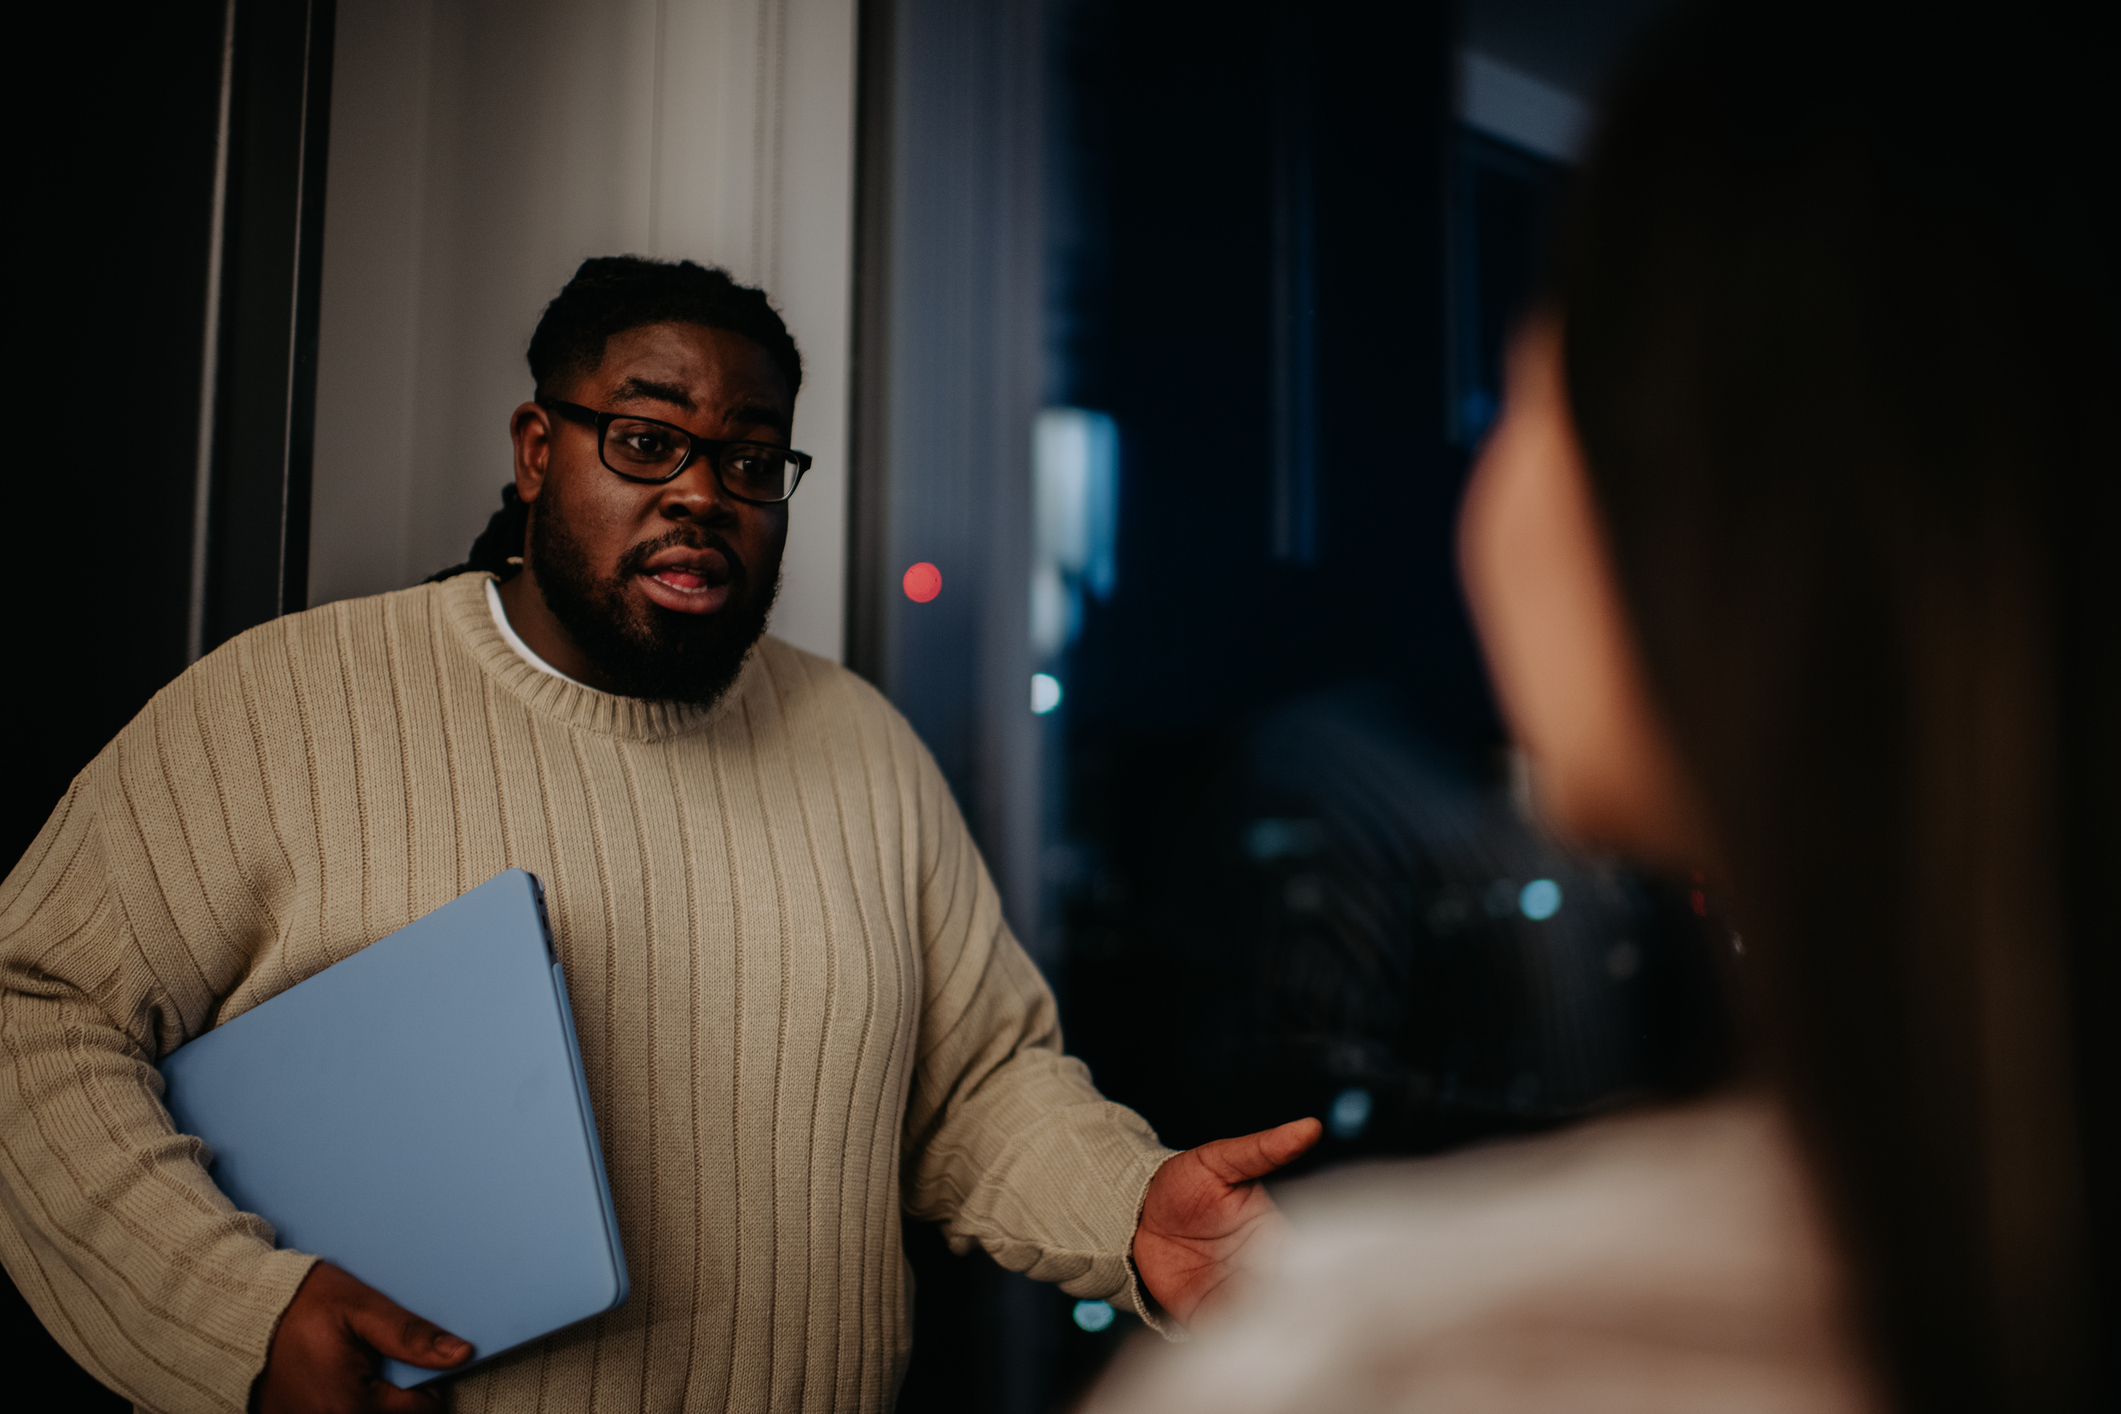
[526,495,779,707]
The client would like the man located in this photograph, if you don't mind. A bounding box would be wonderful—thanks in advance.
[0,256,1319,1413]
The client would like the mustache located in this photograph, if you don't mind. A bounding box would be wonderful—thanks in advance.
[614,526,747,591]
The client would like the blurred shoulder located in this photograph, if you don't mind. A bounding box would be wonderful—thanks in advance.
[1088,1096,1881,1414]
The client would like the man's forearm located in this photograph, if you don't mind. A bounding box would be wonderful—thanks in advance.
[1,983,313,1412]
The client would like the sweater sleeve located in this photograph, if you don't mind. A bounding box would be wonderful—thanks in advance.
[0,709,316,1410]
[896,733,1177,1327]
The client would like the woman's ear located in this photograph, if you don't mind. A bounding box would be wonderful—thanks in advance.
[1457,319,1707,868]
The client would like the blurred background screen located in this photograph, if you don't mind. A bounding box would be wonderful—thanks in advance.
[10,2,1722,1409]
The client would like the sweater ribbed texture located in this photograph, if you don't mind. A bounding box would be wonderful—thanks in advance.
[0,573,1172,1413]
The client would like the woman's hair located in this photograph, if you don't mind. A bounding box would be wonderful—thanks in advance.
[1557,1,2116,1408]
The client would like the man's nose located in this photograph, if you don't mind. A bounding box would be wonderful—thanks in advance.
[658,454,737,521]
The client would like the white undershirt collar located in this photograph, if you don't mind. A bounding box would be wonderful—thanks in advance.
[486,577,594,689]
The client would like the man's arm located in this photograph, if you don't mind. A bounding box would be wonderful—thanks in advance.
[0,690,468,1412]
[894,729,1318,1327]
[895,732,1170,1316]
[0,772,316,1410]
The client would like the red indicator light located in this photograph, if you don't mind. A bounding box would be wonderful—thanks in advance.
[903,562,942,603]
[1690,889,1708,916]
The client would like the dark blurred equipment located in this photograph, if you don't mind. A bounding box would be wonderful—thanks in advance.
[1058,682,1734,1161]
[1063,685,1729,1168]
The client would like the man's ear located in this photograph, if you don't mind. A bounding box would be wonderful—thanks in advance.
[510,401,554,504]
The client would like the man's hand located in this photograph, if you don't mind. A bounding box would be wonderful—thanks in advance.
[253,1262,472,1414]
[1131,1117,1323,1324]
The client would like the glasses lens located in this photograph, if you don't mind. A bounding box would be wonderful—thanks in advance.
[603,418,691,479]
[718,443,796,501]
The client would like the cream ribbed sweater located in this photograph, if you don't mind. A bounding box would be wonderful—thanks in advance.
[0,573,1172,1413]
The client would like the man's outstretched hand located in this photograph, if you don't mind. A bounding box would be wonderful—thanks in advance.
[1132,1117,1323,1325]
[253,1262,471,1413]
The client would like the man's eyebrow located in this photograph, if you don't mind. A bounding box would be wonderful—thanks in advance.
[606,380,788,434]
[728,401,792,436]
[607,377,696,412]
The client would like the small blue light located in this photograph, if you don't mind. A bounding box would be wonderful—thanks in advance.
[1245,817,1325,862]
[1519,878,1562,921]
[1328,1086,1372,1140]
[1072,1299,1116,1333]
[1031,673,1064,714]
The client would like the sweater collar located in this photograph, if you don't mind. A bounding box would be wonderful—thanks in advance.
[437,572,750,741]
[484,577,593,689]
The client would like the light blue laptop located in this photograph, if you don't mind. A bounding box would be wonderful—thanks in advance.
[160,869,629,1388]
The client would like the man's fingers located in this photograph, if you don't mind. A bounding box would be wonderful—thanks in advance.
[344,1284,473,1371]
[1194,1117,1323,1184]
[1253,1116,1323,1170]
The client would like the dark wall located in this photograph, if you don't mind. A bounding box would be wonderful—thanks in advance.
[9,2,227,875]
[8,0,333,875]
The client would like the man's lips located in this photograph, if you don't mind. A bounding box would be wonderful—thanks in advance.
[635,545,736,614]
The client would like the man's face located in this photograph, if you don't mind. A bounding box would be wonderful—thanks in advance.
[510,321,793,703]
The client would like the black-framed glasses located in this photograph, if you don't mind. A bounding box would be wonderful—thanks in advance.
[539,397,812,503]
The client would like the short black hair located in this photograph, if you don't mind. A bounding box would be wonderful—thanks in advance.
[525,255,802,400]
